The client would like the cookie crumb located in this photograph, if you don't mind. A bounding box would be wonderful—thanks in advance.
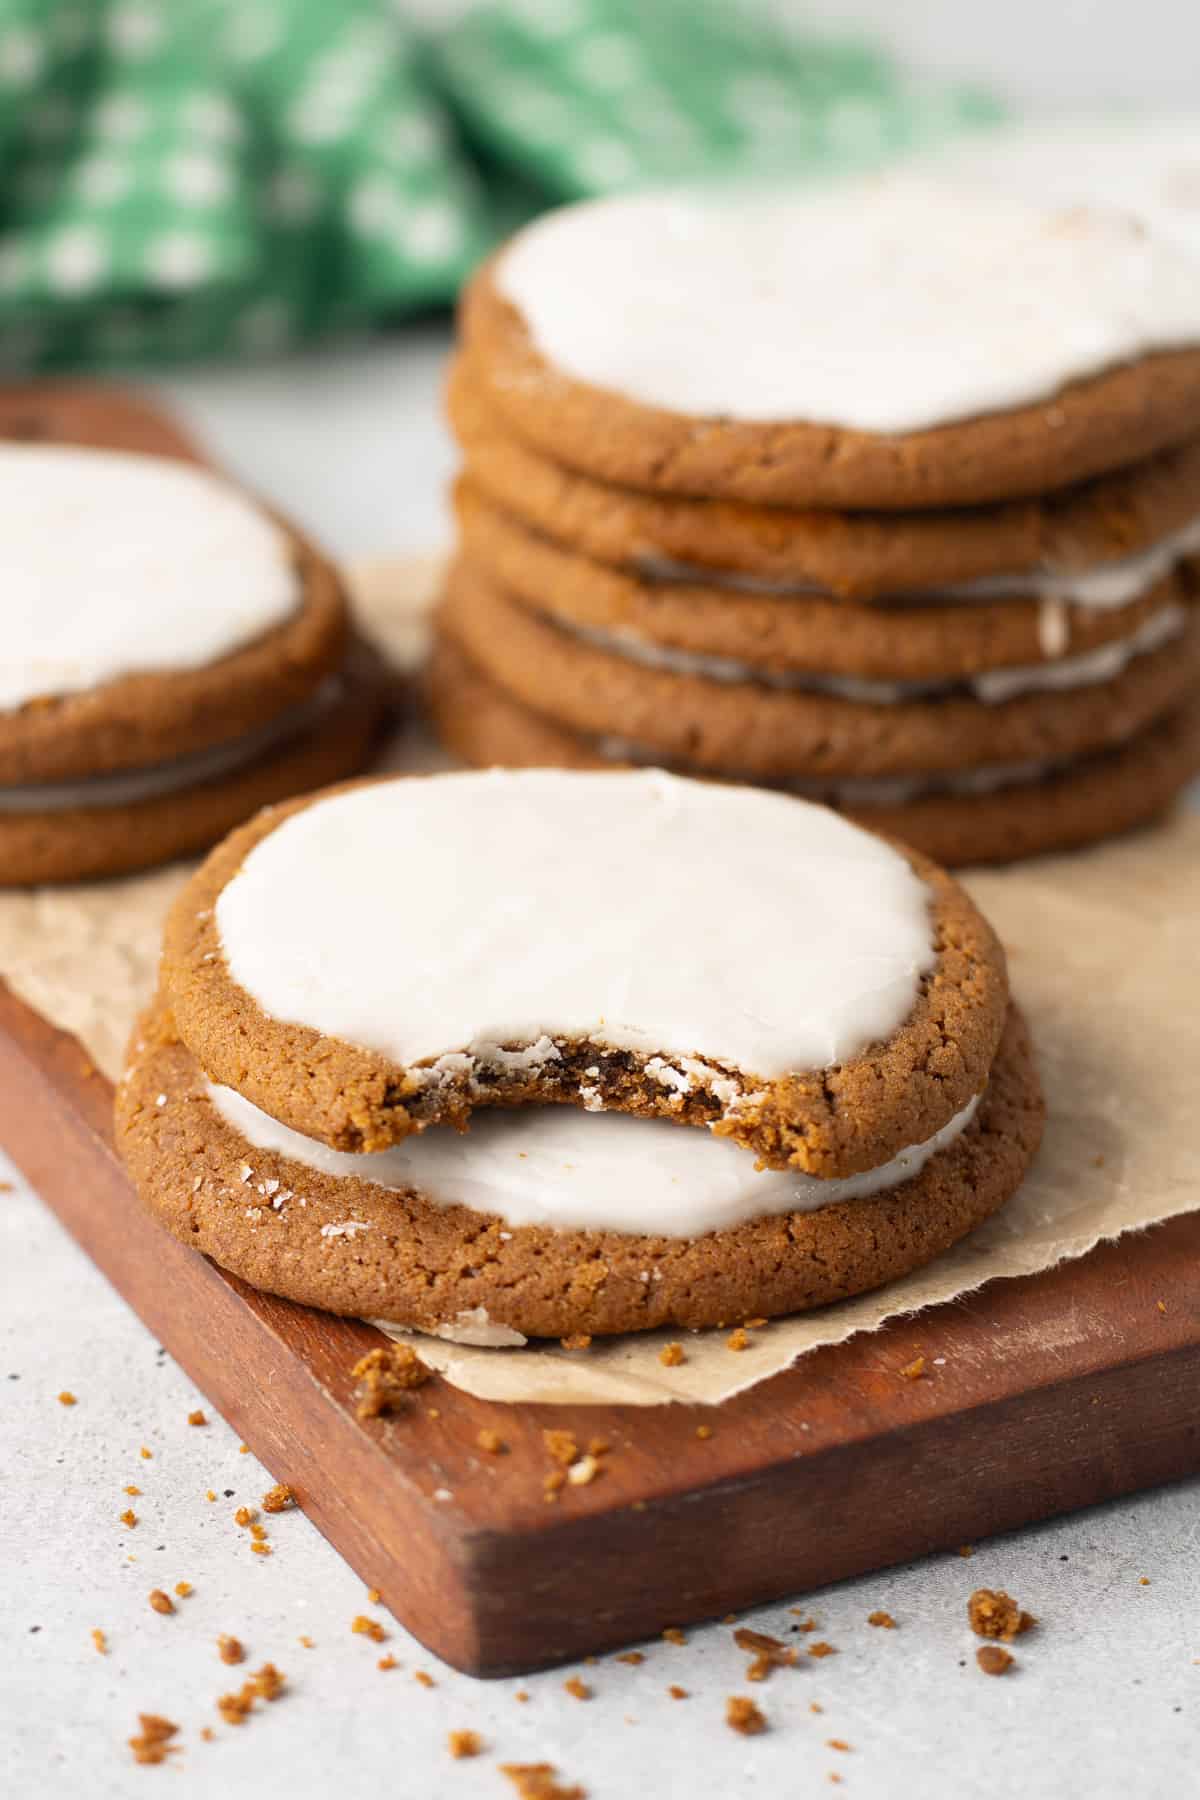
[561,1334,592,1351]
[57,1391,76,1407]
[967,1589,1036,1641]
[148,1590,174,1616]
[899,1355,927,1381]
[217,1663,286,1725]
[958,1545,974,1558]
[734,1626,799,1681]
[124,1485,141,1497]
[173,1581,193,1600]
[250,1540,271,1557]
[234,1507,256,1529]
[205,1490,216,1503]
[810,1701,824,1714]
[695,1424,713,1441]
[828,1739,852,1752]
[351,1615,386,1644]
[726,1695,767,1736]
[261,1483,295,1513]
[367,1587,381,1603]
[543,1429,578,1466]
[567,1453,601,1487]
[238,1444,249,1454]
[726,1329,749,1353]
[1157,1299,1167,1314]
[217,1635,244,1666]
[501,1763,585,1800]
[976,1645,1015,1676]
[449,1729,484,1758]
[616,1651,645,1666]
[477,1428,506,1455]
[662,1627,687,1646]
[659,1343,685,1367]
[128,1713,178,1765]
[1139,1577,1151,1586]
[414,1670,435,1688]
[298,1636,314,1650]
[377,1654,397,1671]
[188,1410,207,1427]
[139,1447,152,1460]
[120,1509,137,1529]
[91,1628,108,1655]
[868,1610,896,1629]
[564,1675,592,1701]
[351,1343,431,1419]
[809,1642,838,1659]
[515,1689,530,1702]
[668,1685,689,1700]
[543,1468,566,1503]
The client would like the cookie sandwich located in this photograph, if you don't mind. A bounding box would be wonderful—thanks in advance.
[430,172,1200,865]
[117,770,1043,1339]
[0,443,383,884]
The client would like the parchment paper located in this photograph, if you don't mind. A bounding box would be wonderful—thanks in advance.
[4,559,1198,1406]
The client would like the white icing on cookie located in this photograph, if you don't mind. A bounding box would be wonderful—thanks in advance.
[208,1081,979,1239]
[0,677,343,813]
[592,744,1070,808]
[568,604,1186,707]
[496,173,1200,434]
[940,116,1200,264]
[640,510,1200,611]
[215,769,937,1080]
[0,445,297,713]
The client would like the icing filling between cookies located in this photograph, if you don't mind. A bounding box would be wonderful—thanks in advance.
[638,511,1200,613]
[0,443,298,713]
[496,175,1200,433]
[208,1079,980,1239]
[214,769,938,1081]
[592,740,1090,806]
[566,603,1187,706]
[0,676,344,813]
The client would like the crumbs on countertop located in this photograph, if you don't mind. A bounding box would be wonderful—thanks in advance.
[726,1695,767,1736]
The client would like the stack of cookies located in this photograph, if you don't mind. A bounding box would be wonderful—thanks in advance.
[430,173,1200,865]
[117,769,1043,1340]
[1,442,382,884]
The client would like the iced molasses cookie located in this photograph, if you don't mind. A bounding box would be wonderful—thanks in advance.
[460,175,1200,511]
[0,442,384,882]
[116,999,1041,1338]
[160,768,1008,1175]
[449,356,1200,599]
[427,636,1200,868]
[454,480,1192,682]
[437,560,1200,778]
[0,670,383,886]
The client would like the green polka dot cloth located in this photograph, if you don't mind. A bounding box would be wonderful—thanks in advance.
[0,0,1002,369]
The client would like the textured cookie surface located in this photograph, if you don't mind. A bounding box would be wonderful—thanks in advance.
[161,769,1009,1176]
[426,635,1200,868]
[438,560,1200,778]
[116,1002,1041,1338]
[449,357,1200,598]
[463,177,1200,509]
[455,480,1190,681]
[0,531,348,785]
[0,670,387,886]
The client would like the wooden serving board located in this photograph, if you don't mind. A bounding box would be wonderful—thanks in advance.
[5,384,1200,1677]
[8,982,1200,1676]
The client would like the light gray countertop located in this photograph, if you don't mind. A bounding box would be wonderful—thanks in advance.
[3,332,1199,1798]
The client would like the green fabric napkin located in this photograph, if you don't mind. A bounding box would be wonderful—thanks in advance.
[0,0,1001,369]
